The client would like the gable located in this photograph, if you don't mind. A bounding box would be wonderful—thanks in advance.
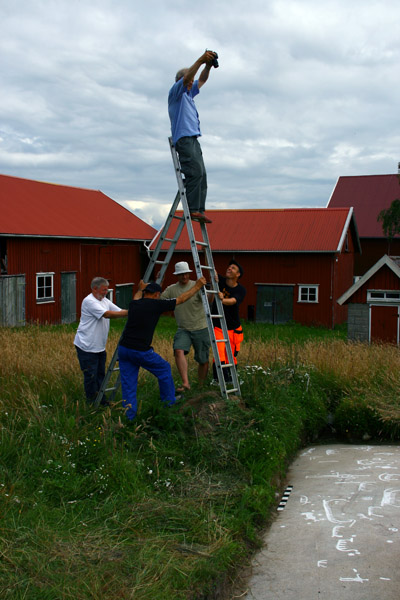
[328,174,400,238]
[337,254,400,305]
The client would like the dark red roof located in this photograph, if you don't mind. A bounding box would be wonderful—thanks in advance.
[154,208,359,253]
[328,174,400,238]
[0,174,156,240]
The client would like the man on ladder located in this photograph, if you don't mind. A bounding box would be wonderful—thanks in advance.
[168,49,218,224]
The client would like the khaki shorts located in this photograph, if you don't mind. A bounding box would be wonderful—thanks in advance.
[173,327,210,365]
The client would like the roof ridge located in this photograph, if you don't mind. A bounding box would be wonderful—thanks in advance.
[0,173,98,194]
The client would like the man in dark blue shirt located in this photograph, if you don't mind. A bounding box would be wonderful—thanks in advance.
[168,50,218,224]
[119,277,206,420]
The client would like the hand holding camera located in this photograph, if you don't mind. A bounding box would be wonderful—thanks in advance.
[205,49,219,68]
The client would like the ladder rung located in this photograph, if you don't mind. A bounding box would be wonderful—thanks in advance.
[155,260,168,265]
[199,264,213,271]
[164,237,175,242]
[211,313,223,318]
[173,214,185,220]
[206,290,218,295]
[216,338,228,344]
[105,386,118,392]
[226,387,239,394]
[221,363,234,369]
[195,241,208,247]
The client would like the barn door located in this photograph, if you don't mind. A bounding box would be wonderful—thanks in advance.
[256,285,293,324]
[61,272,76,324]
[370,304,399,345]
[0,274,26,326]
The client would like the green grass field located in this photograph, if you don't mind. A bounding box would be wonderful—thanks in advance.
[1,318,400,599]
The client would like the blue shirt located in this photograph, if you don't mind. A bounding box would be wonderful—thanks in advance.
[168,79,201,144]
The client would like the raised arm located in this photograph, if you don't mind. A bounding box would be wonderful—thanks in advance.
[133,279,148,300]
[183,51,216,89]
[176,277,206,305]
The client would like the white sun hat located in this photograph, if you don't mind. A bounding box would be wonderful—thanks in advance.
[173,261,193,275]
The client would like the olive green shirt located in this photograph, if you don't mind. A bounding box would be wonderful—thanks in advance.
[161,280,207,331]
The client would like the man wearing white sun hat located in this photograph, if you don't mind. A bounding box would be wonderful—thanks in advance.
[161,261,211,392]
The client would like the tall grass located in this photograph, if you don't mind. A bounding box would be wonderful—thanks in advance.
[1,320,400,599]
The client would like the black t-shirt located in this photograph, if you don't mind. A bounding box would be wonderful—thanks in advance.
[214,275,246,330]
[119,297,176,351]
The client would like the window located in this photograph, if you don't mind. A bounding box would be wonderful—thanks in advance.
[36,272,54,303]
[298,285,318,303]
[368,290,400,302]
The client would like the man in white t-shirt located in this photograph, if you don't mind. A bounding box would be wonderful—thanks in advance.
[74,276,128,404]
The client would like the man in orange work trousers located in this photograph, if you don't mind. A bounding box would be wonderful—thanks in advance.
[212,260,246,383]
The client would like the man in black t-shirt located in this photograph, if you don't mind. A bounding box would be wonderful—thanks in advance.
[119,277,206,420]
[213,260,246,382]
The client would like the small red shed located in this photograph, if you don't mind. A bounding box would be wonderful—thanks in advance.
[0,174,156,326]
[337,254,400,344]
[156,207,361,329]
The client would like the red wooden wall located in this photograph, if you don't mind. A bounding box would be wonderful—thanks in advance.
[7,237,143,323]
[159,248,354,328]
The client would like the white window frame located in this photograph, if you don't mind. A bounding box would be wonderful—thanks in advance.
[36,272,55,304]
[106,288,114,302]
[298,284,319,304]
[367,289,400,302]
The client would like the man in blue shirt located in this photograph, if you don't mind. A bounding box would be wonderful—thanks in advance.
[168,50,217,224]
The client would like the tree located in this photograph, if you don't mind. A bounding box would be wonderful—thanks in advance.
[377,198,400,254]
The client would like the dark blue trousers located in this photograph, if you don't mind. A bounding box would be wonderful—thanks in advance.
[118,345,176,420]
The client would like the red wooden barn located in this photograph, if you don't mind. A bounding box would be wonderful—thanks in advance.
[328,173,400,276]
[155,208,360,328]
[0,174,156,326]
[337,254,400,344]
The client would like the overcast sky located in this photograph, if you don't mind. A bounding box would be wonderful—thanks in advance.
[1,0,399,228]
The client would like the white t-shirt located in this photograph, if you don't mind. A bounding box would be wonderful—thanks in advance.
[74,293,121,353]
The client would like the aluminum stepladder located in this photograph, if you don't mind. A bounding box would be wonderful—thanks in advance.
[94,137,241,407]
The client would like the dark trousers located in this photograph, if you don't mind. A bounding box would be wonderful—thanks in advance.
[118,345,176,420]
[175,136,207,213]
[75,346,106,402]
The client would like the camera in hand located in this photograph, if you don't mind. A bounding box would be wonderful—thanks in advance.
[207,50,219,68]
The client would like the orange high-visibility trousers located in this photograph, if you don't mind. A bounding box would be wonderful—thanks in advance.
[213,326,244,365]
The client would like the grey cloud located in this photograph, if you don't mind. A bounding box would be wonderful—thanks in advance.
[1,0,400,229]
